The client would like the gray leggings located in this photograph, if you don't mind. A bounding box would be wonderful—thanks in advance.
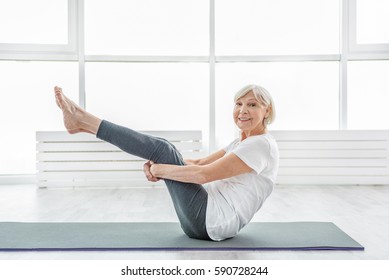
[96,120,211,240]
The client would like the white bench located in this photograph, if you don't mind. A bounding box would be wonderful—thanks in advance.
[36,131,205,188]
[272,130,389,185]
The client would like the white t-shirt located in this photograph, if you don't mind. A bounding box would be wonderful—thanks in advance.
[204,134,279,241]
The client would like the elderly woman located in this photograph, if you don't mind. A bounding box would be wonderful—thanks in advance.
[54,84,279,241]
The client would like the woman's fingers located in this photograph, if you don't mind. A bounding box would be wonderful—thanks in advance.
[143,161,160,182]
[143,161,153,181]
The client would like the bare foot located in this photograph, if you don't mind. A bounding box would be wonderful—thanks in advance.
[54,86,101,134]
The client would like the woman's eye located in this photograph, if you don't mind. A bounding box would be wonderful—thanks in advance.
[248,103,257,107]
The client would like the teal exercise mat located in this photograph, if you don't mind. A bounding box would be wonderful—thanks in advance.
[0,222,364,251]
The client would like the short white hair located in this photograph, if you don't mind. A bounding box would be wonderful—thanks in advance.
[234,84,276,125]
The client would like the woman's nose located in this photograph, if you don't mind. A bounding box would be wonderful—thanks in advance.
[240,105,248,113]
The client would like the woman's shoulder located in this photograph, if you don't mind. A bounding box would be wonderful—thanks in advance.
[239,134,278,155]
[242,133,275,146]
[226,133,277,153]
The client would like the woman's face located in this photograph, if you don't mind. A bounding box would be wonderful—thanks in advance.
[233,91,270,136]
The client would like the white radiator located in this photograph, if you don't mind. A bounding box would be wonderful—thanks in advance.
[272,130,389,185]
[36,131,205,188]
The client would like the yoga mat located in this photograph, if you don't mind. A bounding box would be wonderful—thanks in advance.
[0,222,364,251]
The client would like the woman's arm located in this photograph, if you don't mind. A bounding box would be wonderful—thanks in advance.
[143,150,226,183]
[184,149,226,166]
[151,152,252,185]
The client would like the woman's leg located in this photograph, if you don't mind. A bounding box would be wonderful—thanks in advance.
[97,120,210,240]
[54,87,210,240]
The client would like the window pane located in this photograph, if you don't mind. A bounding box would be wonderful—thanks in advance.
[0,61,78,174]
[85,62,209,142]
[216,62,339,148]
[0,0,68,44]
[216,0,340,55]
[357,0,389,44]
[348,61,389,129]
[85,0,209,55]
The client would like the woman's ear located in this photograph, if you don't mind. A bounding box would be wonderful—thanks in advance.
[265,105,271,119]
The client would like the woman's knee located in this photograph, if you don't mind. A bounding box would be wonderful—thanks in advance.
[153,137,184,165]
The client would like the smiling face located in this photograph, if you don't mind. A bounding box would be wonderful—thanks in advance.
[233,91,270,139]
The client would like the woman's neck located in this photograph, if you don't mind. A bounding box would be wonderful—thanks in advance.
[240,126,267,141]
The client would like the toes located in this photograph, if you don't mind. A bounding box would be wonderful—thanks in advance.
[54,86,63,98]
[54,87,62,105]
[55,92,65,109]
[54,86,72,107]
[54,94,61,108]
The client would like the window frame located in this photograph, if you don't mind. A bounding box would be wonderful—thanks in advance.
[348,0,389,54]
[0,0,78,60]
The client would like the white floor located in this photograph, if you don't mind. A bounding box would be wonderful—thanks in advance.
[0,184,388,260]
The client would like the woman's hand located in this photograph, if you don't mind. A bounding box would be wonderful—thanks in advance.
[143,160,160,182]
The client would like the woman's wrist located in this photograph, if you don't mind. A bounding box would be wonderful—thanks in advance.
[184,159,199,166]
[150,162,160,178]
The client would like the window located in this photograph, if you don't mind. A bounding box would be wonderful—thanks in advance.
[215,0,340,55]
[0,0,68,44]
[356,0,389,45]
[216,62,339,147]
[85,0,209,55]
[1,0,389,179]
[349,0,389,52]
[348,60,389,129]
[85,62,209,132]
[0,0,76,57]
[346,0,389,130]
[0,61,78,174]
